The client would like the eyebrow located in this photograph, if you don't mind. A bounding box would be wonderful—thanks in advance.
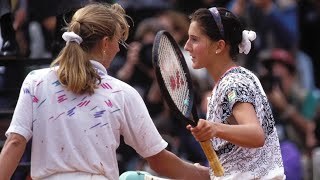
[187,34,198,39]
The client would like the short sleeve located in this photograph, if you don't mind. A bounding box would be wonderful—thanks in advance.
[120,86,167,158]
[224,77,256,112]
[5,71,35,141]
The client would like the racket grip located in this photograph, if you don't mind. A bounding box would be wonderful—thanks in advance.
[200,140,224,177]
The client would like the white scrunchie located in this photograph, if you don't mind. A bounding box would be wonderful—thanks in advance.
[238,30,256,55]
[62,31,83,45]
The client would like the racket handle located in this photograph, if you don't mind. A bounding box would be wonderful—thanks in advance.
[200,140,224,177]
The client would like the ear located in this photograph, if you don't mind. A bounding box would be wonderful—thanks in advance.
[215,39,226,54]
[101,36,110,50]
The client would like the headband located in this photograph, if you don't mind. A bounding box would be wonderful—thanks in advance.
[208,7,224,38]
[62,31,83,45]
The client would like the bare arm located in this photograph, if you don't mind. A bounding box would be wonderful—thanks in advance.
[145,149,210,180]
[217,102,265,147]
[188,102,265,148]
[0,133,27,179]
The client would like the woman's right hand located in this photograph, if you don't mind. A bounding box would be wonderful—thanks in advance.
[187,119,217,142]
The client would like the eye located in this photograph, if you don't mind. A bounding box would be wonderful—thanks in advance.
[190,37,197,42]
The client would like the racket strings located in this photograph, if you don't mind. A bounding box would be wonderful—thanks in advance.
[157,36,191,116]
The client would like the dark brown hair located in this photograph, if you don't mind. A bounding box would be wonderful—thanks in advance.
[190,7,243,59]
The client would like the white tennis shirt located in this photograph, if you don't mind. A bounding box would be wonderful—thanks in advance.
[6,60,168,180]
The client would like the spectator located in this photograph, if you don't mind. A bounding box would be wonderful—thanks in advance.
[227,0,299,72]
[298,0,320,88]
[115,17,163,102]
[0,0,20,57]
[259,48,320,179]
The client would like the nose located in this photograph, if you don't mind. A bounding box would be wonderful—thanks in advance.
[116,43,120,53]
[184,39,190,52]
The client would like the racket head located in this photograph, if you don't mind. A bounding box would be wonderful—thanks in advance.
[152,30,198,127]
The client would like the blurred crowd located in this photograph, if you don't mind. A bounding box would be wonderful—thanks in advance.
[1,0,320,179]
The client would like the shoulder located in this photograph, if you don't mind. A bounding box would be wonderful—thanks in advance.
[217,67,265,100]
[230,67,258,80]
[102,75,142,98]
[28,66,54,76]
[221,67,258,88]
[24,67,54,83]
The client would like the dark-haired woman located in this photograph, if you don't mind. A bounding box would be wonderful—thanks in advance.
[185,7,285,179]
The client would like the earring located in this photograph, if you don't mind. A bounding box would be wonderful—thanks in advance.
[103,50,106,60]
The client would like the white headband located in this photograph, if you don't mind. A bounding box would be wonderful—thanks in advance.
[62,31,83,45]
[238,30,256,55]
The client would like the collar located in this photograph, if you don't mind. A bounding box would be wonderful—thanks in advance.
[90,60,108,74]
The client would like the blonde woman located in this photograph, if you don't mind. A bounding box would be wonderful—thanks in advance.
[0,3,209,180]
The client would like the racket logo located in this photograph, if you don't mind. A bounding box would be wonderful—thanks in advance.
[169,71,185,91]
[183,99,189,106]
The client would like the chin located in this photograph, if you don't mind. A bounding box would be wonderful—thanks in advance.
[192,63,201,70]
[102,59,111,68]
[102,62,110,69]
[105,64,110,69]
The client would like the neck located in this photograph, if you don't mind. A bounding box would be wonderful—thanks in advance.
[208,58,237,84]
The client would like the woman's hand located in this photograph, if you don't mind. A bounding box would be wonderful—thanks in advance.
[187,103,265,148]
[186,119,217,142]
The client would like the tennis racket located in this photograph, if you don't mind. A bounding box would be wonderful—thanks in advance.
[152,30,224,177]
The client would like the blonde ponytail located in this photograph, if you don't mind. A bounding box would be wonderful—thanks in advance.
[50,2,130,95]
[51,42,101,95]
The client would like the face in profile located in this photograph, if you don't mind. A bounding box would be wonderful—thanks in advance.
[184,21,215,70]
[102,35,121,68]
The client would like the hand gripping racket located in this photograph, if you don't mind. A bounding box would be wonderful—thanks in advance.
[152,30,224,177]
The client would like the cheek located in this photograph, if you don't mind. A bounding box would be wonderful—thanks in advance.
[193,44,207,58]
[191,44,199,54]
[109,44,119,58]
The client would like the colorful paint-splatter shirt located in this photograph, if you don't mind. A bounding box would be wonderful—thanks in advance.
[6,60,168,180]
[207,66,285,180]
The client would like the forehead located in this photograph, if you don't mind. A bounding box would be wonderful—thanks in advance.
[188,21,206,38]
